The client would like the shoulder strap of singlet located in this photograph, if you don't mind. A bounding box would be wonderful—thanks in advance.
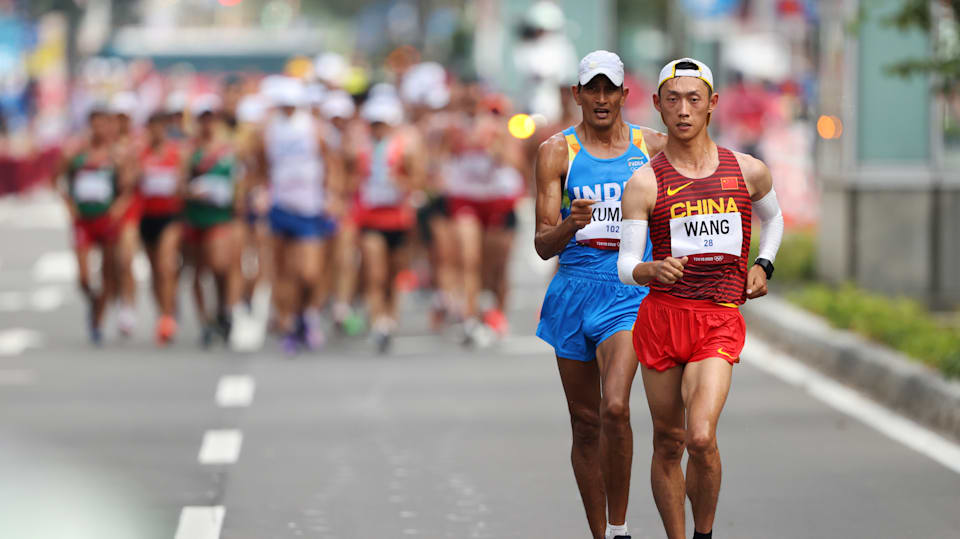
[630,125,649,156]
[562,127,580,192]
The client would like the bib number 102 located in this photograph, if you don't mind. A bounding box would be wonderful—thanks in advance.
[606,225,620,233]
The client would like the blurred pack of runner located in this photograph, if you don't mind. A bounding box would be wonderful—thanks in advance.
[56,54,528,355]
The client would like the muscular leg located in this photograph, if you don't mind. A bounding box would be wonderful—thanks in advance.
[272,234,294,333]
[334,221,360,310]
[205,225,239,315]
[681,357,733,535]
[155,222,182,317]
[385,240,409,320]
[641,364,687,539]
[98,243,117,329]
[556,357,606,539]
[360,231,388,324]
[293,239,323,310]
[594,330,640,527]
[454,214,482,319]
[116,222,139,308]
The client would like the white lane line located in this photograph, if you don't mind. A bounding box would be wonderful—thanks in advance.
[33,250,77,283]
[0,328,43,356]
[743,335,960,475]
[0,369,36,385]
[198,429,243,465]
[30,287,63,312]
[174,506,225,539]
[215,375,255,408]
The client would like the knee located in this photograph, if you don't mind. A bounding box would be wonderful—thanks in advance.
[685,428,717,457]
[652,428,686,461]
[600,397,630,426]
[570,409,601,447]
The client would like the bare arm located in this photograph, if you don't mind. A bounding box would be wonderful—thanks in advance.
[533,133,592,260]
[734,150,773,200]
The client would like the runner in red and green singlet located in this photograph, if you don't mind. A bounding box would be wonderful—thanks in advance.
[57,107,136,344]
[184,96,244,347]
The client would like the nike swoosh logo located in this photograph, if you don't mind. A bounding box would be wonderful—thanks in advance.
[717,347,736,359]
[666,181,694,196]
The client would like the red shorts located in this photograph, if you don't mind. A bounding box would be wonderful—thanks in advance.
[632,291,746,372]
[447,197,514,228]
[353,205,413,231]
[74,214,119,249]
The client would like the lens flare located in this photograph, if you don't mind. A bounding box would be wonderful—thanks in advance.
[508,114,536,139]
[817,115,843,139]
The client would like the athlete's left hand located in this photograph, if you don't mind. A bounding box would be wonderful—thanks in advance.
[745,265,768,299]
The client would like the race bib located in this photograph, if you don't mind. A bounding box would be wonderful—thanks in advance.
[141,167,178,196]
[74,170,113,203]
[575,200,622,250]
[191,175,234,207]
[670,212,742,264]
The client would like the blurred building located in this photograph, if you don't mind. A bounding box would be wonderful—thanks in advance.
[816,0,959,307]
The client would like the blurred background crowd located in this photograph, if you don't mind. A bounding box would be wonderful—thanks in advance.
[0,0,957,371]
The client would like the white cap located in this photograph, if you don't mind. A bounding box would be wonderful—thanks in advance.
[165,91,187,114]
[236,94,268,124]
[315,52,348,86]
[400,62,447,106]
[321,90,356,120]
[578,50,625,87]
[658,57,714,92]
[274,78,306,107]
[109,91,138,117]
[361,97,403,126]
[190,94,222,117]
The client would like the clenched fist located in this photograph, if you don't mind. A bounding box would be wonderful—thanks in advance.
[654,256,688,285]
[566,198,596,229]
[745,264,768,299]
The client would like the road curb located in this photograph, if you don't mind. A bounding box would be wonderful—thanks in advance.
[742,295,960,441]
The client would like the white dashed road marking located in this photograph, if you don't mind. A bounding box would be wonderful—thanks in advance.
[174,506,225,539]
[0,328,43,356]
[215,375,255,408]
[33,250,76,283]
[198,429,243,465]
[30,287,63,312]
[743,336,960,475]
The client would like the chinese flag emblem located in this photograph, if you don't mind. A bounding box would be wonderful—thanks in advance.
[720,177,738,190]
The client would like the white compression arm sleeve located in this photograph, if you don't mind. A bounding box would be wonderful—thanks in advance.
[753,189,784,262]
[617,219,648,285]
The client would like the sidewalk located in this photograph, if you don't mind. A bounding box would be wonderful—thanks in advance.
[743,295,960,441]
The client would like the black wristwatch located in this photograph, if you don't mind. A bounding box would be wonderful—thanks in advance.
[754,258,774,280]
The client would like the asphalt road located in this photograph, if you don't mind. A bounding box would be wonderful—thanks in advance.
[0,192,958,539]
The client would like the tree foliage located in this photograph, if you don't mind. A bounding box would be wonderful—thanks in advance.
[881,0,960,93]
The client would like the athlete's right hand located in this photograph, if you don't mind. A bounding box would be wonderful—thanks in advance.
[567,198,596,229]
[654,256,688,284]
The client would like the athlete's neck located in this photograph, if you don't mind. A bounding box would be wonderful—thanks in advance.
[578,119,628,152]
[664,130,717,178]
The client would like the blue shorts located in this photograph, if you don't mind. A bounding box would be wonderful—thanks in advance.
[536,265,649,362]
[268,206,336,239]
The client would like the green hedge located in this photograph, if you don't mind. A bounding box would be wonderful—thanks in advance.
[790,284,960,378]
[749,229,817,283]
